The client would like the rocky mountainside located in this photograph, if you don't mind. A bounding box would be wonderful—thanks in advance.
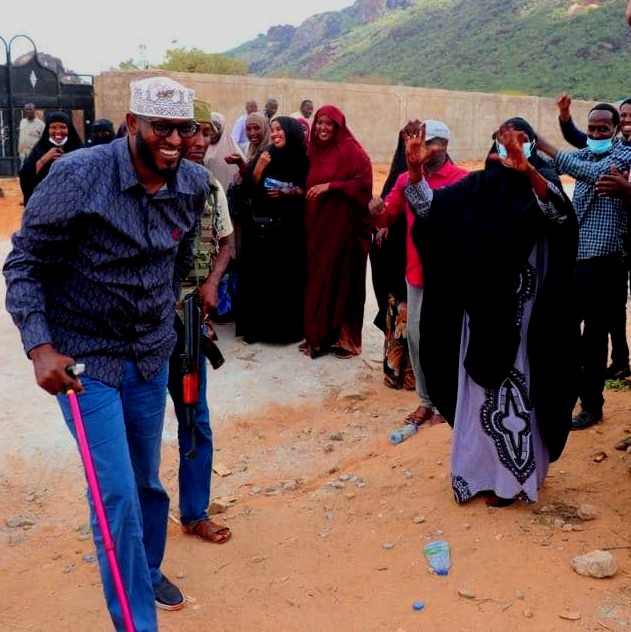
[228,0,630,101]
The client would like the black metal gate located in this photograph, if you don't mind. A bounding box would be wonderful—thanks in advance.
[0,35,94,177]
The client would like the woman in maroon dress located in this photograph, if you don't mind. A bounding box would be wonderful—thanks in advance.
[303,105,373,358]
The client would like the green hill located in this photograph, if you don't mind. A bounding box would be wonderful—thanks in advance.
[228,0,631,101]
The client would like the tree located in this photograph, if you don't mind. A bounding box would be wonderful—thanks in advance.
[118,58,141,70]
[158,48,247,75]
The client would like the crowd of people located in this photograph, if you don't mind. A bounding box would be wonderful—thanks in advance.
[5,74,631,629]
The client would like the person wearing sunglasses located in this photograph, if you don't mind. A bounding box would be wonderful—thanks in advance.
[4,77,209,629]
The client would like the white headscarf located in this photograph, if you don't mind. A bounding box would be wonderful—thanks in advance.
[203,112,245,191]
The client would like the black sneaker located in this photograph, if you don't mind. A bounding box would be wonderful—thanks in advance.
[571,409,603,430]
[154,575,185,611]
[605,364,631,380]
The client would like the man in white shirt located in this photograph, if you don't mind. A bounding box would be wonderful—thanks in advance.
[231,99,258,152]
[17,103,45,165]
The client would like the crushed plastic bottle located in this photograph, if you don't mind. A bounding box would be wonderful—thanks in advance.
[423,540,451,576]
[389,423,418,445]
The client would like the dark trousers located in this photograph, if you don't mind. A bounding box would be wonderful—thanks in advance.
[574,256,628,412]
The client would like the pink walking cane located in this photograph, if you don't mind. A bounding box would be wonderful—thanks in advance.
[66,363,136,632]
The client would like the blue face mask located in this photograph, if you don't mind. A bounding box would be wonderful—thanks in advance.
[495,140,534,159]
[586,137,613,155]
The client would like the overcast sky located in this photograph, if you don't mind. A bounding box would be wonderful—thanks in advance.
[2,0,355,75]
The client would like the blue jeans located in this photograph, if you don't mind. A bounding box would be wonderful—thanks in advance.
[57,361,169,632]
[167,327,213,525]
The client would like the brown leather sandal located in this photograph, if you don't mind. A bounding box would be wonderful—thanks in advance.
[182,519,232,544]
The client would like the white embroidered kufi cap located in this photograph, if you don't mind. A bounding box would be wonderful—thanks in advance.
[129,77,194,120]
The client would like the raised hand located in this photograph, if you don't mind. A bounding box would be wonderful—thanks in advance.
[489,124,530,172]
[556,93,572,123]
[403,120,440,182]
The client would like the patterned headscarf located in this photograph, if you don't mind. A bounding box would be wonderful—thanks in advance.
[245,111,271,161]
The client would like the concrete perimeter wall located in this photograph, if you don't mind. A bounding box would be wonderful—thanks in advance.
[96,70,595,164]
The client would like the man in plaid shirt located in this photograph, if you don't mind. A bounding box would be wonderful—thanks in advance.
[537,104,631,429]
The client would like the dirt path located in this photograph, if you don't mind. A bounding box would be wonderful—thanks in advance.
[1,175,629,632]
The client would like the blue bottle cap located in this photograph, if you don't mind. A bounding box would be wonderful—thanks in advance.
[413,600,425,611]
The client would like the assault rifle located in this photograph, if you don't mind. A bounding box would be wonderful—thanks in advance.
[176,292,225,460]
[181,292,201,459]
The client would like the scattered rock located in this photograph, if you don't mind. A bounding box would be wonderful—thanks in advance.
[345,492,356,500]
[282,480,299,492]
[250,554,266,563]
[319,530,330,539]
[77,534,91,541]
[562,524,574,532]
[82,554,97,564]
[250,486,262,495]
[375,565,388,571]
[523,608,534,619]
[572,524,584,532]
[515,589,525,600]
[77,524,90,535]
[403,469,413,479]
[413,515,426,524]
[553,518,566,529]
[330,432,344,442]
[577,503,598,521]
[323,444,334,453]
[338,473,351,482]
[559,611,581,621]
[337,385,372,401]
[52,553,62,561]
[63,563,75,574]
[571,550,618,578]
[325,512,335,522]
[6,516,35,529]
[458,589,476,599]
[209,497,235,514]
[463,523,471,530]
[213,463,232,477]
[382,542,395,550]
[328,481,346,490]
[176,572,185,579]
[592,451,607,463]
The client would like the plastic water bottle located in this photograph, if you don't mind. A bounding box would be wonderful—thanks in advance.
[263,177,296,194]
[423,540,451,576]
[389,423,418,445]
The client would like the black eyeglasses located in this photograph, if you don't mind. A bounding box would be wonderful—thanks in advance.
[139,117,198,139]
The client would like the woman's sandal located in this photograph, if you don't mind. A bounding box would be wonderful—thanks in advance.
[331,346,356,359]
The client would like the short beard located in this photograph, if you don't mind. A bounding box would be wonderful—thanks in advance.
[135,129,182,181]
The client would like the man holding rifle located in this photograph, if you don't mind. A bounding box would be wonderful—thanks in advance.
[168,98,234,544]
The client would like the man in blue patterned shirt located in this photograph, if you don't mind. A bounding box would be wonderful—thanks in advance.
[537,104,631,430]
[3,77,209,630]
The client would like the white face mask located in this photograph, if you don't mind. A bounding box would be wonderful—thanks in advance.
[49,136,68,147]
